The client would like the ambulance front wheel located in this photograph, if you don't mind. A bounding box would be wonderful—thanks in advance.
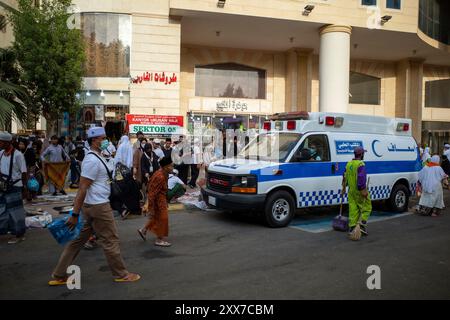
[264,190,295,228]
[388,184,410,213]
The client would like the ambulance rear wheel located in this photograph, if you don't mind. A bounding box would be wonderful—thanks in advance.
[264,191,295,228]
[388,184,409,212]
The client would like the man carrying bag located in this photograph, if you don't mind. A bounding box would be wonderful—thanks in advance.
[48,127,140,285]
[0,132,28,244]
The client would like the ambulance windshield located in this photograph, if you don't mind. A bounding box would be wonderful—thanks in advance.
[239,132,301,162]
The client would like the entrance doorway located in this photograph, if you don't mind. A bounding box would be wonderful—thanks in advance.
[105,121,125,144]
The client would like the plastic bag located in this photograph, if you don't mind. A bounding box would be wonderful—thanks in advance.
[47,213,83,245]
[25,212,52,228]
[27,175,40,192]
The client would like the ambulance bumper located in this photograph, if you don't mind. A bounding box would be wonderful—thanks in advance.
[201,188,266,211]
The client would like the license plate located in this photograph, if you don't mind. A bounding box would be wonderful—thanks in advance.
[208,196,217,206]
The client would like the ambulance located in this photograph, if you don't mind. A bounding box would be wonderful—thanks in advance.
[201,112,422,227]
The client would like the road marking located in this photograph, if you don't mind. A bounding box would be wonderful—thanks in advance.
[289,211,413,233]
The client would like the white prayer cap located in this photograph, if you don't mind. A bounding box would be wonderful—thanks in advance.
[431,155,440,164]
[172,169,179,175]
[0,131,12,142]
[154,138,161,144]
[444,144,450,149]
[87,127,106,139]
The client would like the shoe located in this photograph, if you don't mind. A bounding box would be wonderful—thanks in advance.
[114,273,141,283]
[52,192,58,196]
[8,237,25,244]
[60,190,67,195]
[84,241,95,250]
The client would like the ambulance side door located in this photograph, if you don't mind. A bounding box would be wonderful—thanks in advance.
[289,133,341,207]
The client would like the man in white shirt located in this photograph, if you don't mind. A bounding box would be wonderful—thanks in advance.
[0,131,27,244]
[188,138,202,188]
[49,126,140,286]
[153,139,165,159]
[167,169,186,202]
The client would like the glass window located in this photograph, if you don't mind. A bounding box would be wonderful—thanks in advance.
[362,0,377,6]
[292,134,330,162]
[349,72,381,105]
[239,132,301,162]
[419,0,450,45]
[195,63,266,99]
[386,0,401,9]
[425,79,450,109]
[81,13,131,77]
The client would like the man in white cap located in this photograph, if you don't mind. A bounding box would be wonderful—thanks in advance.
[443,143,450,158]
[153,138,165,159]
[0,131,28,244]
[49,126,140,285]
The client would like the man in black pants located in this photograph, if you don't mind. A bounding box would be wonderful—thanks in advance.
[174,136,189,185]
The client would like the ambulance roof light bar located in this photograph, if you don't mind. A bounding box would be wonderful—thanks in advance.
[270,111,309,121]
[324,116,344,128]
[396,122,410,132]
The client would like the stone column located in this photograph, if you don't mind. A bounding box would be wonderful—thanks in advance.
[319,25,352,113]
[285,49,313,112]
[395,59,425,141]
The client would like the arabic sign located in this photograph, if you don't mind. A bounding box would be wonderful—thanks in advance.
[387,143,416,153]
[335,140,364,155]
[130,72,178,85]
[126,114,184,135]
[189,98,272,114]
[216,99,248,112]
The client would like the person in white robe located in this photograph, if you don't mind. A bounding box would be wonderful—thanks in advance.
[417,155,448,217]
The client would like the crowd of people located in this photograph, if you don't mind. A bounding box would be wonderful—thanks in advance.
[1,127,449,282]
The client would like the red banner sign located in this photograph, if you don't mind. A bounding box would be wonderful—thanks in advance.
[126,114,184,135]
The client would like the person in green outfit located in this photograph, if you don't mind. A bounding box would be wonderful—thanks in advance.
[342,146,371,237]
[167,169,187,203]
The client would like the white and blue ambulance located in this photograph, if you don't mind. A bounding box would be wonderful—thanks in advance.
[201,112,422,227]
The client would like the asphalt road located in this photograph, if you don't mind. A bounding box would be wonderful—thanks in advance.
[1,190,450,300]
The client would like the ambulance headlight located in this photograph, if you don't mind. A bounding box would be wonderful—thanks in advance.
[231,175,257,193]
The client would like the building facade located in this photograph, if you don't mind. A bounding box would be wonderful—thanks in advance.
[1,0,450,151]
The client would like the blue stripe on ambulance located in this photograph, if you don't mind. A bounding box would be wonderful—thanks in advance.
[250,160,420,206]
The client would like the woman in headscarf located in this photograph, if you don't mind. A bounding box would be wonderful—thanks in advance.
[417,155,448,217]
[114,135,134,169]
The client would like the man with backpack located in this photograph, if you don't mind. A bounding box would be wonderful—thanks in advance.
[49,127,140,285]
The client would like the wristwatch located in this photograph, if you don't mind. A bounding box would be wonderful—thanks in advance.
[71,212,80,218]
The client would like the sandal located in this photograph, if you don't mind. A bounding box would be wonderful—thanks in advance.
[121,210,130,220]
[155,240,171,247]
[114,273,141,283]
[137,229,147,241]
[48,278,68,286]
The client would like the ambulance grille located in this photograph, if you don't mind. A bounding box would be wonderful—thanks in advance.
[207,172,232,194]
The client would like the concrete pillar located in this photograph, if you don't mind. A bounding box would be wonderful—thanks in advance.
[319,25,352,113]
[395,59,425,141]
[285,49,313,112]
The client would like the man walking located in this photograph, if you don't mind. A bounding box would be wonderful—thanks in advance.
[343,146,371,239]
[41,135,69,196]
[0,132,28,244]
[48,127,140,285]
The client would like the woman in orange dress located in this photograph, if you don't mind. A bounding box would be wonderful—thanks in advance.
[138,156,174,246]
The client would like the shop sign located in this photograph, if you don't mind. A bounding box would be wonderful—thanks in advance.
[189,97,272,114]
[126,114,184,135]
[130,71,178,85]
